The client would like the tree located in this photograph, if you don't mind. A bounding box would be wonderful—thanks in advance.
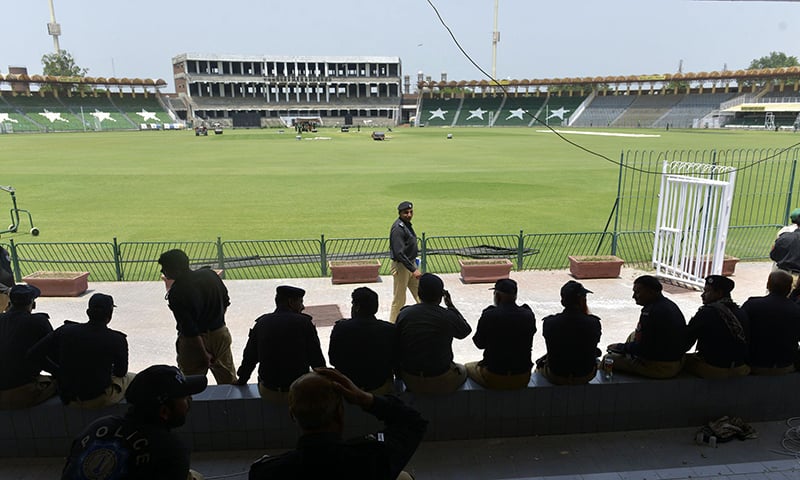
[747,51,799,70]
[40,49,88,93]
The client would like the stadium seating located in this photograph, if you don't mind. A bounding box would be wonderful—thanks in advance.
[571,94,636,127]
[653,93,737,129]
[491,96,546,127]
[110,93,174,124]
[611,94,682,128]
[538,95,587,127]
[7,93,86,132]
[418,97,461,127]
[61,94,138,130]
[0,95,45,132]
[454,96,504,127]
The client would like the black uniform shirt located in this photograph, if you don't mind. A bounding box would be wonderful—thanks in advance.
[237,306,326,390]
[0,308,53,390]
[329,315,397,390]
[395,303,472,376]
[389,219,418,273]
[542,308,602,377]
[742,293,800,368]
[686,300,750,368]
[249,395,428,480]
[624,295,687,361]
[62,413,191,480]
[28,320,128,402]
[472,303,536,374]
[167,268,229,337]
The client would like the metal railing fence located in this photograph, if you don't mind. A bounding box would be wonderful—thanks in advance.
[2,231,622,282]
[3,147,798,282]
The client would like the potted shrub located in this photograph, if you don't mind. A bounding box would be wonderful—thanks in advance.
[568,255,624,279]
[459,258,513,284]
[329,259,381,284]
[22,271,90,297]
[690,255,739,277]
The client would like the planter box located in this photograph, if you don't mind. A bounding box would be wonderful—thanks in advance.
[691,256,739,277]
[568,255,624,279]
[22,271,90,297]
[162,269,224,291]
[329,260,381,284]
[459,259,513,284]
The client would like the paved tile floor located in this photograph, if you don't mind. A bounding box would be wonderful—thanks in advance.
[22,261,773,382]
[4,261,796,479]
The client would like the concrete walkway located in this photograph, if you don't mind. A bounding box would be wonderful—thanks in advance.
[5,261,794,480]
[29,261,772,383]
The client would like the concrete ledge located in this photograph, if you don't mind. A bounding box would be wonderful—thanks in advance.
[3,371,799,457]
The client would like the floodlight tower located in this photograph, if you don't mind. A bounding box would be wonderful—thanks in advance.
[491,0,499,83]
[46,0,62,53]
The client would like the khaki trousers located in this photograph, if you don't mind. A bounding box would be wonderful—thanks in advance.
[536,364,597,386]
[466,361,531,390]
[257,383,290,404]
[177,326,237,384]
[68,373,136,409]
[389,261,420,323]
[0,292,8,313]
[400,363,467,394]
[749,365,795,376]
[683,354,751,379]
[0,375,57,410]
[604,352,683,379]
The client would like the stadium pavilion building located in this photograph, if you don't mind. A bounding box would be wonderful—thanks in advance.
[170,53,405,128]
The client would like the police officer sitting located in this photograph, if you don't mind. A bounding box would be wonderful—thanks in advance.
[236,285,326,403]
[0,284,57,409]
[28,293,135,408]
[62,364,207,480]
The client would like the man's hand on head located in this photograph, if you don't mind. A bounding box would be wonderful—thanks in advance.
[314,368,374,409]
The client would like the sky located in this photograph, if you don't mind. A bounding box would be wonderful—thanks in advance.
[2,0,799,91]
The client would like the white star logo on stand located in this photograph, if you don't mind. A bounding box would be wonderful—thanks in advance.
[136,109,159,122]
[506,108,527,120]
[0,113,18,124]
[39,109,68,123]
[547,107,570,120]
[428,108,448,120]
[466,108,487,120]
[90,110,116,123]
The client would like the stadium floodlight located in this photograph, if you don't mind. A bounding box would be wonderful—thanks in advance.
[47,0,61,53]
[491,0,500,86]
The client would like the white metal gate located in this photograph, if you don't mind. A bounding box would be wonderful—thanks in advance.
[653,161,736,289]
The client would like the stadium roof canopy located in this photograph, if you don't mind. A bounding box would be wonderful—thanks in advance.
[0,74,167,88]
[419,66,800,89]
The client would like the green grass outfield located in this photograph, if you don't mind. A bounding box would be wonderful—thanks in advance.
[1,127,798,242]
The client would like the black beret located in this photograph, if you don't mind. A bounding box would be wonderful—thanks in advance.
[276,285,305,298]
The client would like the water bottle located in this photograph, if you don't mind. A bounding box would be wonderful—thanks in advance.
[602,357,614,381]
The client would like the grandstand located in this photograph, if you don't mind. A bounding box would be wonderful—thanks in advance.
[653,92,737,129]
[570,94,635,127]
[611,93,683,128]
[4,64,800,132]
[491,95,545,127]
[538,95,586,127]
[171,54,403,128]
[419,67,800,130]
[0,92,176,133]
[456,95,504,126]
[0,73,175,133]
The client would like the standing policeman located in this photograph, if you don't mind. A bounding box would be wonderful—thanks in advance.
[389,201,421,323]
